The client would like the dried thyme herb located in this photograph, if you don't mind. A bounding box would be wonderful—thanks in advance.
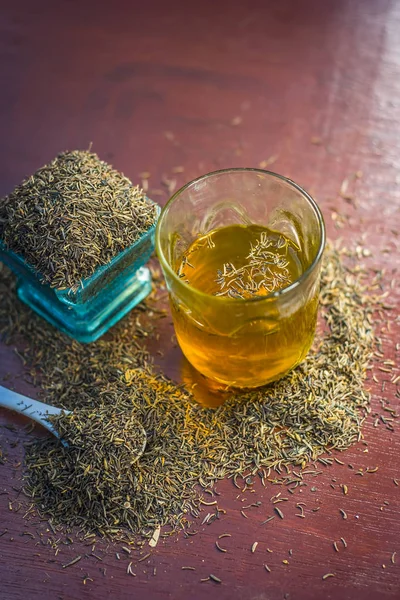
[215,541,227,553]
[0,150,158,291]
[50,405,146,461]
[214,230,292,298]
[63,555,82,569]
[0,243,380,538]
[25,404,147,533]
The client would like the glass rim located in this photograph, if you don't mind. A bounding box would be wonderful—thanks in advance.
[155,167,326,303]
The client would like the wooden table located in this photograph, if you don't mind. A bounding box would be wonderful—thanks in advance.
[1,1,399,598]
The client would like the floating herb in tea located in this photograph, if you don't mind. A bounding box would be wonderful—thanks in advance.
[0,150,158,291]
[178,226,300,298]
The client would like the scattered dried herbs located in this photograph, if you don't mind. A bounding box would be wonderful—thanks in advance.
[0,244,380,539]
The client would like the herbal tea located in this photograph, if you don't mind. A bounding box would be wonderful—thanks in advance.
[174,224,319,387]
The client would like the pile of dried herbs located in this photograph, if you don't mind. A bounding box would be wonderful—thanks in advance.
[0,245,376,537]
[27,404,147,534]
[0,150,158,290]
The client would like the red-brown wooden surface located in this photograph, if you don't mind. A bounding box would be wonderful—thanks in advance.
[1,1,400,598]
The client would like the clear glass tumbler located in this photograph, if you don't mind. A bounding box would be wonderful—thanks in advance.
[156,168,325,388]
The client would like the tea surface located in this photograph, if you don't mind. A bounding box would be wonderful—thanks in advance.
[174,225,317,387]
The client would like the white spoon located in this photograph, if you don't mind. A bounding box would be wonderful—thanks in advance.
[0,385,69,441]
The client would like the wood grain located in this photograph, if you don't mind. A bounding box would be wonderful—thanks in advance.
[0,1,399,598]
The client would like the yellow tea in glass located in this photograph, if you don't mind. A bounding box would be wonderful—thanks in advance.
[156,169,325,388]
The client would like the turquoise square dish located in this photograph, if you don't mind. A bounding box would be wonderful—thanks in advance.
[0,203,160,343]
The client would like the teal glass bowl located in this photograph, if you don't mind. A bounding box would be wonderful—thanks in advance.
[0,204,160,343]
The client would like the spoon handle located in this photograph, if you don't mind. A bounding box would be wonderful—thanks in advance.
[0,385,68,438]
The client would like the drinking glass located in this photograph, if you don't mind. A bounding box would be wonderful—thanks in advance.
[156,168,325,388]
